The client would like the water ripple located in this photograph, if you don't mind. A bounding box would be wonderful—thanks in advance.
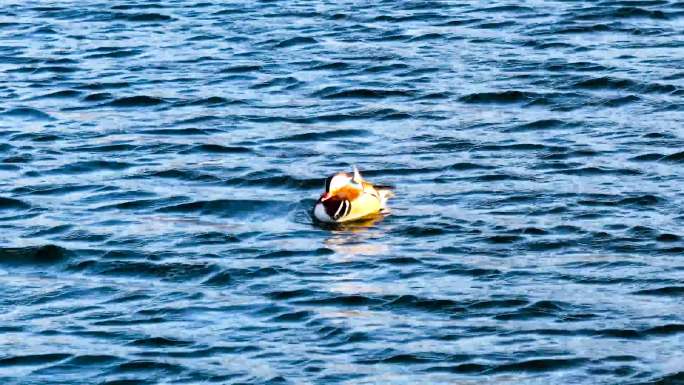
[1,0,683,384]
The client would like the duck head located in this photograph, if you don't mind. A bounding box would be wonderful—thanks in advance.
[319,166,364,202]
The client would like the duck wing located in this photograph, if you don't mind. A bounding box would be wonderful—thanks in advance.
[339,191,382,222]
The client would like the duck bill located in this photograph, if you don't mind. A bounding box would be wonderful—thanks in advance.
[320,192,332,201]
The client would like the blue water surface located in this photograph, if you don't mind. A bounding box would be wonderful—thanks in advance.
[1,1,684,384]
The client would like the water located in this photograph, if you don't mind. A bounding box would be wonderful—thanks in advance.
[1,1,684,384]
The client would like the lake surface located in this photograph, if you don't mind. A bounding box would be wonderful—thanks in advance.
[1,1,684,384]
